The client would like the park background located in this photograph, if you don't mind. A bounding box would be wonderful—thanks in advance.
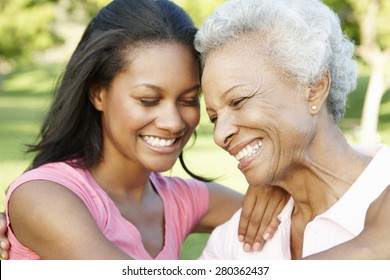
[0,0,389,259]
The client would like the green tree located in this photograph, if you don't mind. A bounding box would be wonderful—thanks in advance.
[173,0,226,27]
[352,0,390,143]
[0,0,110,69]
[58,0,110,20]
[325,0,390,143]
[0,0,58,67]
[0,0,224,69]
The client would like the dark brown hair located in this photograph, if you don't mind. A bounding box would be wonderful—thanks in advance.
[28,0,205,180]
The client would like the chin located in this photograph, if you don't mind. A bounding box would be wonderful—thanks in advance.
[243,170,267,188]
[244,175,260,187]
[150,162,177,173]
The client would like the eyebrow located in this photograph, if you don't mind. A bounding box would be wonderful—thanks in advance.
[221,84,245,100]
[206,84,245,113]
[133,83,160,90]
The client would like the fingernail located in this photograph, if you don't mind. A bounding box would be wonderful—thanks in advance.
[1,242,6,250]
[263,232,271,241]
[238,235,244,242]
[244,243,251,252]
[1,252,6,259]
[253,242,261,251]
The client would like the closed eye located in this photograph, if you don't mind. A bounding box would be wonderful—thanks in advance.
[179,97,200,106]
[209,115,217,124]
[230,97,247,108]
[139,99,160,106]
[230,90,261,108]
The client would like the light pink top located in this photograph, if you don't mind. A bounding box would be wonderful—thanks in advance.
[200,144,390,259]
[6,162,209,260]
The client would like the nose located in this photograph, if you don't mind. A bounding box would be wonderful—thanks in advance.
[156,103,185,133]
[213,112,237,150]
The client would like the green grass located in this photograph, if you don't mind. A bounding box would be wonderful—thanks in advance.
[1,63,390,260]
[0,64,61,212]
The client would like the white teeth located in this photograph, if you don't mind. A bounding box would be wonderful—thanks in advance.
[143,136,176,147]
[234,140,263,161]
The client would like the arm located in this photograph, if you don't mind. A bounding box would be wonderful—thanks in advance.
[8,180,132,259]
[193,182,243,233]
[305,185,390,260]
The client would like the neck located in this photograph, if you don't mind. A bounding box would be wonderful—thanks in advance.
[278,125,372,219]
[90,156,152,202]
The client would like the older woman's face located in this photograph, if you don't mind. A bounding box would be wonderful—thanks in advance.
[201,39,315,186]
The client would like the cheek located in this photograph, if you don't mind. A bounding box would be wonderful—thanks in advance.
[106,99,151,132]
[240,102,277,127]
[183,107,200,130]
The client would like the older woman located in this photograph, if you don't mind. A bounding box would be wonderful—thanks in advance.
[195,0,390,259]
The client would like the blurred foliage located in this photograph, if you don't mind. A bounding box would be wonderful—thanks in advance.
[0,0,109,66]
[323,0,360,42]
[0,0,221,66]
[1,0,389,66]
[173,0,226,27]
[324,0,390,49]
[60,0,110,20]
[0,0,58,64]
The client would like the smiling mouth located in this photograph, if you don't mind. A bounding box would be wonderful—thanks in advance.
[142,136,177,147]
[234,140,263,161]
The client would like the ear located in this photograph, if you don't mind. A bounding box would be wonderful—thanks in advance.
[89,83,105,112]
[306,69,330,115]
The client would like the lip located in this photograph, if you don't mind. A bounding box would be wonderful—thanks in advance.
[141,135,182,154]
[237,146,261,171]
[228,137,263,156]
[228,138,263,171]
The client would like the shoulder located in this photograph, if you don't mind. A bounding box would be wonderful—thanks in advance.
[7,162,94,203]
[8,179,89,218]
[199,209,242,259]
[6,162,105,230]
[7,179,91,245]
[9,162,85,189]
[7,179,130,259]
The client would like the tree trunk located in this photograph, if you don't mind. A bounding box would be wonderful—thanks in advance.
[359,60,385,143]
[355,0,390,143]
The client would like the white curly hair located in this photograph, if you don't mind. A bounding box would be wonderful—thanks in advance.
[195,0,357,122]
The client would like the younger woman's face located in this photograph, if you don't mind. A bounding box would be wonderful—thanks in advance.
[93,42,200,172]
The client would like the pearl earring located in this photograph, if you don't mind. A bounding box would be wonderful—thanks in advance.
[311,105,317,111]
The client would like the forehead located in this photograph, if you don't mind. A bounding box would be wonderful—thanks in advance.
[120,42,199,83]
[126,42,196,69]
[201,37,275,93]
[108,42,200,96]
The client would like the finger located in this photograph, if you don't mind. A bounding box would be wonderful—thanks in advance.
[262,196,285,236]
[263,215,281,241]
[242,199,268,251]
[240,185,274,250]
[243,200,270,250]
[249,194,286,251]
[238,191,257,242]
[0,239,10,260]
[251,216,280,252]
[262,206,283,240]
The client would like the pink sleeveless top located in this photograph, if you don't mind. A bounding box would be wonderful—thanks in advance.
[6,162,209,259]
